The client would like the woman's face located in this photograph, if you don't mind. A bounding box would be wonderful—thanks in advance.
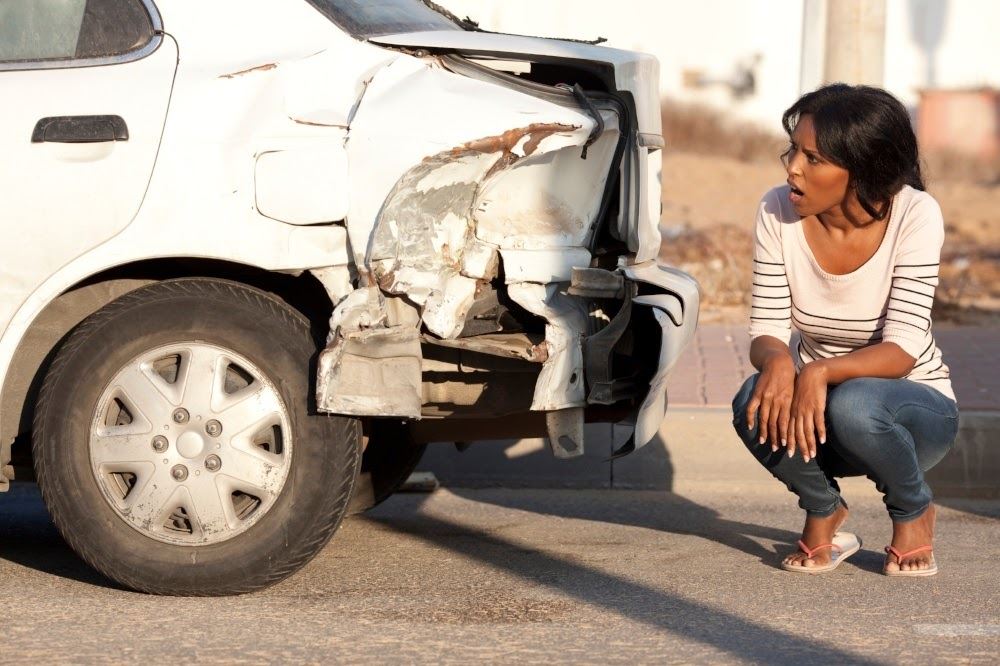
[783,114,851,217]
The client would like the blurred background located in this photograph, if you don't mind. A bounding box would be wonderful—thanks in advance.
[441,0,1000,325]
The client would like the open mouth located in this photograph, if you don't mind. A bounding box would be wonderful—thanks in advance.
[788,182,805,203]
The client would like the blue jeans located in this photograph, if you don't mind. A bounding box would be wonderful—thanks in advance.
[731,375,959,522]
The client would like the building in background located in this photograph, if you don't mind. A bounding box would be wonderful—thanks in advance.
[441,0,1000,141]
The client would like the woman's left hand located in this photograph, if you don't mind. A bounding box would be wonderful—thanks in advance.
[787,362,829,462]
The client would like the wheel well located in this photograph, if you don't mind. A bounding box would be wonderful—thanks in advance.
[2,259,335,480]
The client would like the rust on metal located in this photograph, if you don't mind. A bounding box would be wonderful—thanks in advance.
[219,63,277,79]
[292,118,335,127]
[453,123,578,159]
[528,340,550,363]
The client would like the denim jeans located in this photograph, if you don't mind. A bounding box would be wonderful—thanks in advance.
[731,374,960,522]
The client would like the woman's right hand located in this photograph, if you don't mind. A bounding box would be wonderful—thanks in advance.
[746,354,796,451]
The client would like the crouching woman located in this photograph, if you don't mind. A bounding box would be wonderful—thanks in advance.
[731,84,959,576]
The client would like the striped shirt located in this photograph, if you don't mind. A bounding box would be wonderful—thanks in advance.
[748,184,954,402]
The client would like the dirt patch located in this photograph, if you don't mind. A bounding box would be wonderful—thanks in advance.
[369,593,574,624]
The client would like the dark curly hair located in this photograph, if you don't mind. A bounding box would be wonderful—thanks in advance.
[782,84,924,220]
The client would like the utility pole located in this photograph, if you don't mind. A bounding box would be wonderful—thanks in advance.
[800,0,887,93]
[823,0,887,85]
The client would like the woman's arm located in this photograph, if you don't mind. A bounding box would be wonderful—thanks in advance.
[745,193,796,450]
[746,335,796,451]
[750,334,795,372]
[787,341,915,461]
[802,340,916,384]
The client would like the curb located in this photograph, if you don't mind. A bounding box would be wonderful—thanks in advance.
[419,407,1000,498]
[926,411,1000,498]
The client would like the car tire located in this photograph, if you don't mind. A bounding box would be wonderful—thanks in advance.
[32,278,361,596]
[348,420,427,514]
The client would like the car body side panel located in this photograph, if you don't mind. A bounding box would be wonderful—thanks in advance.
[0,3,384,428]
[0,38,177,341]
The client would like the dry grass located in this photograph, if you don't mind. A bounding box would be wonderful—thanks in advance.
[661,100,785,164]
[923,149,1000,186]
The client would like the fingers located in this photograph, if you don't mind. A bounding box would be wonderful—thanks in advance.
[812,410,826,459]
[767,402,780,451]
[786,402,797,455]
[801,414,815,462]
[778,404,790,452]
[746,393,760,434]
[793,415,806,459]
[758,399,771,446]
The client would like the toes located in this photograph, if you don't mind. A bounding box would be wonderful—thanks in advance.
[802,557,816,568]
[885,560,900,573]
[785,554,811,568]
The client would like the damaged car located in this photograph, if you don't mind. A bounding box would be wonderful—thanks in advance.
[0,0,698,595]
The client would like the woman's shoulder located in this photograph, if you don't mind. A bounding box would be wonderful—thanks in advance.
[755,185,801,227]
[894,185,944,232]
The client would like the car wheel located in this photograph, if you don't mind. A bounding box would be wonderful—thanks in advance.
[32,278,361,596]
[348,420,427,514]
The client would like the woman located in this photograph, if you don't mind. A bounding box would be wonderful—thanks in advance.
[731,84,958,576]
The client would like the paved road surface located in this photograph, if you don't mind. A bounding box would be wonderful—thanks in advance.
[1,415,998,664]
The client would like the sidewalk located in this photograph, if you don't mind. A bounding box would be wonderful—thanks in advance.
[669,324,1000,410]
[420,325,1000,496]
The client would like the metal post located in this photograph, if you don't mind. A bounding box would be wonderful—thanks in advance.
[823,0,887,85]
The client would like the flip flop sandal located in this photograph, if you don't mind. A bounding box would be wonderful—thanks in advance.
[781,531,861,574]
[884,545,938,577]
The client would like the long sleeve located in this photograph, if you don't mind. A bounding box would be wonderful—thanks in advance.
[882,196,944,359]
[748,194,792,345]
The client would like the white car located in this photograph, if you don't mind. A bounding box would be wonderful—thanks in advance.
[0,0,699,594]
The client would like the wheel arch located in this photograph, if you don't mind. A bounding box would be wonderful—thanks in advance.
[1,258,335,481]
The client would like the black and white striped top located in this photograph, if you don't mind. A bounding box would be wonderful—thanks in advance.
[748,184,954,402]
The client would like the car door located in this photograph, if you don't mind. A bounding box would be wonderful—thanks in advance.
[0,0,176,329]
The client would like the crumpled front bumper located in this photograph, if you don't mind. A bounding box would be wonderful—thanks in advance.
[574,260,700,457]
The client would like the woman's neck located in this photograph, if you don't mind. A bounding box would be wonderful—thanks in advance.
[816,196,886,234]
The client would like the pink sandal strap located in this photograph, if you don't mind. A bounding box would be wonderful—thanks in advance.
[797,540,842,559]
[885,544,934,562]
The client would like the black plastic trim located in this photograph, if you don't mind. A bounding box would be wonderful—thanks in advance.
[31,115,129,143]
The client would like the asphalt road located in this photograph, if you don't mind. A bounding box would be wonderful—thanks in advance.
[1,475,998,663]
[1,410,997,663]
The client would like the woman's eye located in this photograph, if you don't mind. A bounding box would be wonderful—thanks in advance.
[806,154,819,165]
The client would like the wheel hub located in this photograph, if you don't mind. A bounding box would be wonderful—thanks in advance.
[176,430,207,459]
[88,342,292,546]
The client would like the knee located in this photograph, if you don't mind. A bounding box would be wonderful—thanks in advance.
[731,374,760,430]
[827,379,892,437]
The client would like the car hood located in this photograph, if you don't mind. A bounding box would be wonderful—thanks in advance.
[369,30,661,136]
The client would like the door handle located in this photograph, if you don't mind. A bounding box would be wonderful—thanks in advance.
[31,115,129,143]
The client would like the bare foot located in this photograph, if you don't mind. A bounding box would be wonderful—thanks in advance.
[783,503,849,569]
[885,504,937,574]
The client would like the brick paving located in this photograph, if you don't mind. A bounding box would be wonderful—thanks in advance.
[669,324,1000,411]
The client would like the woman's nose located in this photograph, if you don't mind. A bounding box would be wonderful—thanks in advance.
[784,152,803,177]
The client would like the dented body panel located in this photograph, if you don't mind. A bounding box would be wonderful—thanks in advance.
[311,16,700,456]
